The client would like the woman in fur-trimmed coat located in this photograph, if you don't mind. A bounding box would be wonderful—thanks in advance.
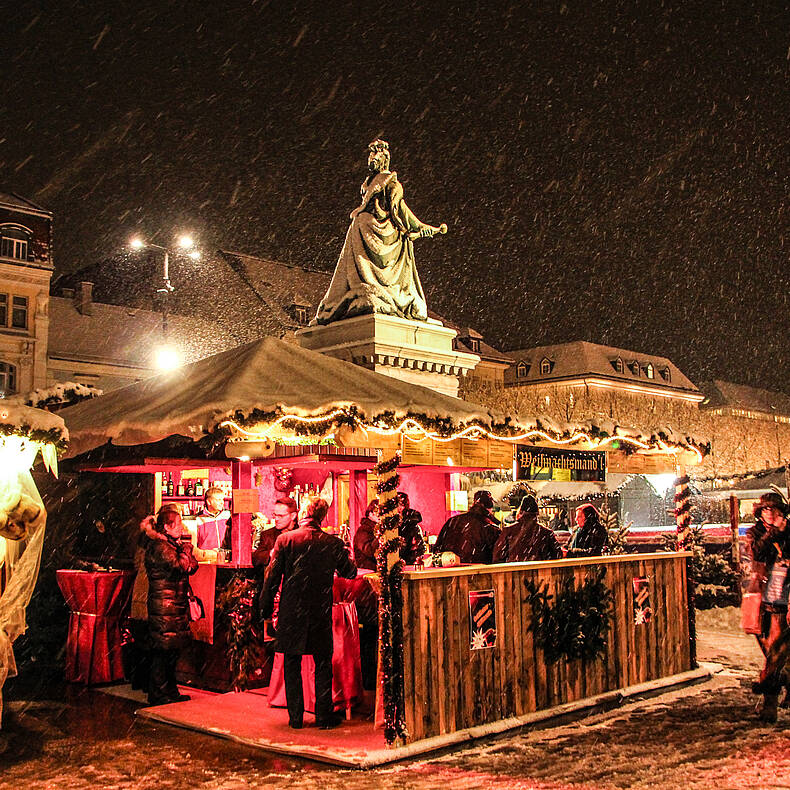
[142,507,198,705]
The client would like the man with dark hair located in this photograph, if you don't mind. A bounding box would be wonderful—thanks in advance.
[493,496,563,563]
[434,489,500,564]
[259,496,357,729]
[395,492,425,564]
[252,496,298,570]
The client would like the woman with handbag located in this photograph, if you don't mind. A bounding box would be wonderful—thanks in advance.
[142,505,198,706]
[747,492,790,723]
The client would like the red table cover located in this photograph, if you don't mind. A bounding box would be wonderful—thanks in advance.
[268,601,363,713]
[56,569,135,685]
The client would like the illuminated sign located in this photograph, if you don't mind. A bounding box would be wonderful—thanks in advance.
[515,445,606,482]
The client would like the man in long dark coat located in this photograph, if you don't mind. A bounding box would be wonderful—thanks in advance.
[434,489,500,564]
[259,497,357,729]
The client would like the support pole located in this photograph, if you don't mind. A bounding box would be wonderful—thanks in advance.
[674,466,696,667]
[374,449,408,746]
[231,459,253,567]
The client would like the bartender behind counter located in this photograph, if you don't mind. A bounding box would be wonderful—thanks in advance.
[186,486,231,562]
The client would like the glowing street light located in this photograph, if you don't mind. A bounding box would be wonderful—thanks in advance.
[155,345,181,371]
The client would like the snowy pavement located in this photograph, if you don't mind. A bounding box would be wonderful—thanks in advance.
[1,608,788,790]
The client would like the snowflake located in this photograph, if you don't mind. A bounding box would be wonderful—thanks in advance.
[634,608,650,626]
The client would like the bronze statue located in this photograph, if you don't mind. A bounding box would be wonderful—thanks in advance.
[313,140,446,325]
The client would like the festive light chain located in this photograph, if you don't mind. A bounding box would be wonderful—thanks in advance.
[219,412,701,458]
[674,474,692,550]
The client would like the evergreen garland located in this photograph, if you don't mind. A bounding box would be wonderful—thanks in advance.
[217,573,265,692]
[373,451,409,746]
[524,567,613,663]
[0,422,68,452]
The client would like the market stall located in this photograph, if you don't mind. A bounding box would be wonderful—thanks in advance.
[0,402,66,725]
[57,336,707,759]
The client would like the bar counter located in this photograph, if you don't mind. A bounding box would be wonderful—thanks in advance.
[400,551,692,742]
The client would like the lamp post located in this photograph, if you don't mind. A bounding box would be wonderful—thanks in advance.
[129,235,200,369]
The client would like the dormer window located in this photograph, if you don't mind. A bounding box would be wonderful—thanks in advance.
[611,357,624,374]
[290,302,310,325]
[516,361,530,378]
[628,360,640,375]
[0,226,31,261]
[540,357,554,375]
[644,362,654,379]
[659,367,671,382]
[468,338,480,353]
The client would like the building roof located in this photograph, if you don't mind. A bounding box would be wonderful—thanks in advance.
[48,296,239,369]
[699,379,790,418]
[0,191,51,215]
[427,311,513,365]
[504,340,700,395]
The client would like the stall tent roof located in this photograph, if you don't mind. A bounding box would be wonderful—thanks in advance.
[58,336,501,458]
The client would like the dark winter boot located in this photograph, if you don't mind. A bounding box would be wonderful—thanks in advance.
[757,694,779,724]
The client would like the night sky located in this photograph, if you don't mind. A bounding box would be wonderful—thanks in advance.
[2,1,787,391]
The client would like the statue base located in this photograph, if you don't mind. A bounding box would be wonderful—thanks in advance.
[295,314,480,398]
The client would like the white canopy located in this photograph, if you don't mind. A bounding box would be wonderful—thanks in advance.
[59,336,502,458]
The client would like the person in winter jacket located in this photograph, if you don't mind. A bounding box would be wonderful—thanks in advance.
[142,505,198,705]
[396,492,425,565]
[493,496,562,563]
[747,492,790,722]
[259,497,357,729]
[353,499,379,570]
[566,504,607,558]
[434,490,500,564]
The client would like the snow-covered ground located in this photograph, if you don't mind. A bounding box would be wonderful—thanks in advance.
[1,609,787,790]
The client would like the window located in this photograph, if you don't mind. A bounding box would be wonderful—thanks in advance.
[294,306,308,324]
[610,357,624,374]
[11,296,28,329]
[0,294,6,326]
[628,360,640,375]
[0,362,16,395]
[516,361,530,378]
[644,362,654,379]
[659,367,671,382]
[540,357,554,375]
[0,227,31,261]
[468,338,480,353]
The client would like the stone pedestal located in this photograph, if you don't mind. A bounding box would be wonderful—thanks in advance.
[295,314,480,398]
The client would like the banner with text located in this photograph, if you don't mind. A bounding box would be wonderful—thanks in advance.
[515,445,606,482]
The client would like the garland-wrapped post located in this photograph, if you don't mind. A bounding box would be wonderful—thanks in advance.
[674,469,697,667]
[374,448,408,746]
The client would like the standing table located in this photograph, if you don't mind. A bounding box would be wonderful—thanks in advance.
[56,569,135,684]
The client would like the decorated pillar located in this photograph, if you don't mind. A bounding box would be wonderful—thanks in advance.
[230,459,253,567]
[374,449,408,746]
[674,468,696,667]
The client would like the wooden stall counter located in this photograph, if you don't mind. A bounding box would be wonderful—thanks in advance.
[400,551,693,742]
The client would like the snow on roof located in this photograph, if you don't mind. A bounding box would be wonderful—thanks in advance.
[58,336,502,457]
[532,480,609,500]
[699,379,790,417]
[0,191,51,215]
[504,340,699,394]
[0,400,68,444]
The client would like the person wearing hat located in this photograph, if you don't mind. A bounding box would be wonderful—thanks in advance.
[748,492,790,722]
[434,489,500,564]
[493,495,563,563]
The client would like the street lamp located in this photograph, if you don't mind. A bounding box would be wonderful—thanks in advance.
[128,234,201,328]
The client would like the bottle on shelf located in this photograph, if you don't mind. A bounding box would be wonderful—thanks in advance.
[195,478,204,497]
[186,479,194,497]
[177,478,185,497]
[166,472,174,497]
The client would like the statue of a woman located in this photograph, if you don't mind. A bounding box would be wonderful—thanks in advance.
[313,140,446,325]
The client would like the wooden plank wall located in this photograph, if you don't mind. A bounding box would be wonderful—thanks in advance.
[401,553,691,742]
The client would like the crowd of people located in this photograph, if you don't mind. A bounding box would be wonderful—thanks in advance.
[129,485,612,717]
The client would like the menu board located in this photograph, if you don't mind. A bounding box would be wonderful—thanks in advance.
[232,488,260,514]
[400,435,515,468]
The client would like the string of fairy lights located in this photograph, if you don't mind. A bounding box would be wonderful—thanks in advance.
[217,408,703,461]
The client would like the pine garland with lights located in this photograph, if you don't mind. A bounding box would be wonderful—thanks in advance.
[217,573,265,692]
[374,450,409,746]
[524,567,613,663]
[674,474,697,667]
